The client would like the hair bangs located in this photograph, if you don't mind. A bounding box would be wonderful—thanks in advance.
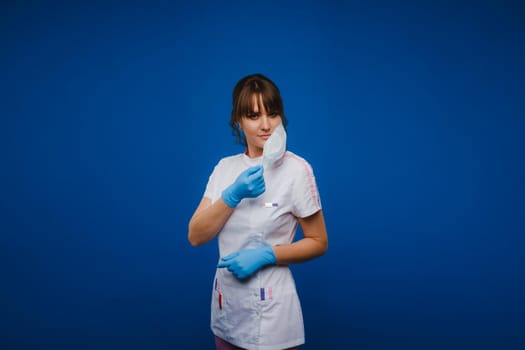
[234,88,257,120]
[260,87,283,115]
[234,86,282,120]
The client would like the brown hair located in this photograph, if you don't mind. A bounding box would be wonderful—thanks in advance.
[229,73,288,146]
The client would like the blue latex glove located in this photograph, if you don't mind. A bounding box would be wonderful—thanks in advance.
[221,165,265,208]
[217,246,277,280]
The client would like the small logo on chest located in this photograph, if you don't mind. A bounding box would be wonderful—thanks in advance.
[260,202,279,208]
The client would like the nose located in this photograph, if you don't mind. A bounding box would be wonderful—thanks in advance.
[260,115,270,131]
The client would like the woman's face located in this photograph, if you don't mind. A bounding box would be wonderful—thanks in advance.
[239,94,282,158]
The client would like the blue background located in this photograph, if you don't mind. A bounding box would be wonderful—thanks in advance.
[2,1,524,349]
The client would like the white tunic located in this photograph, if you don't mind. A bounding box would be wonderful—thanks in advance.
[203,151,322,350]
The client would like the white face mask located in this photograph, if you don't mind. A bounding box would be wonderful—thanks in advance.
[262,122,287,169]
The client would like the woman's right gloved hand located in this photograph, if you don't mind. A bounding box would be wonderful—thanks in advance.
[221,165,265,208]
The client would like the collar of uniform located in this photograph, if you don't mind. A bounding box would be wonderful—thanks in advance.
[242,150,263,167]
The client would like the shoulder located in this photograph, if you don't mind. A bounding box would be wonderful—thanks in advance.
[282,151,315,174]
[213,153,244,171]
[217,153,243,164]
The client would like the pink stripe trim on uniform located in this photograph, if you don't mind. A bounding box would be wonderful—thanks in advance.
[283,152,320,207]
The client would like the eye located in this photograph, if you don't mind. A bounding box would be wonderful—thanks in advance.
[268,112,279,118]
[246,113,259,120]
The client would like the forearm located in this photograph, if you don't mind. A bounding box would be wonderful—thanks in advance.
[272,236,328,265]
[188,199,234,246]
[272,210,328,265]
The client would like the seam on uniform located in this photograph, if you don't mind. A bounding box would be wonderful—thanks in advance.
[283,153,319,208]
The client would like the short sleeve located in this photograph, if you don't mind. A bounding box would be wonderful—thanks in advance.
[291,160,322,218]
[203,161,221,202]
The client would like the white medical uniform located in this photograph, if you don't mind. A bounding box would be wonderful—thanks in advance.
[203,150,322,350]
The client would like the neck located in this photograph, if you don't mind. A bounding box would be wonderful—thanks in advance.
[245,146,263,158]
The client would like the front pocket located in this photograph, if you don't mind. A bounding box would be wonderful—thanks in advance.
[259,290,304,345]
[211,280,228,335]
[220,284,259,345]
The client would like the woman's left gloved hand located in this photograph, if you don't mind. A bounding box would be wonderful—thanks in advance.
[217,246,277,280]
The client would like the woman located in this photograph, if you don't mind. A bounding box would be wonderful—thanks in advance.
[188,73,328,350]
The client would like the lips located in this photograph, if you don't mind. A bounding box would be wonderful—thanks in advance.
[259,134,271,140]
